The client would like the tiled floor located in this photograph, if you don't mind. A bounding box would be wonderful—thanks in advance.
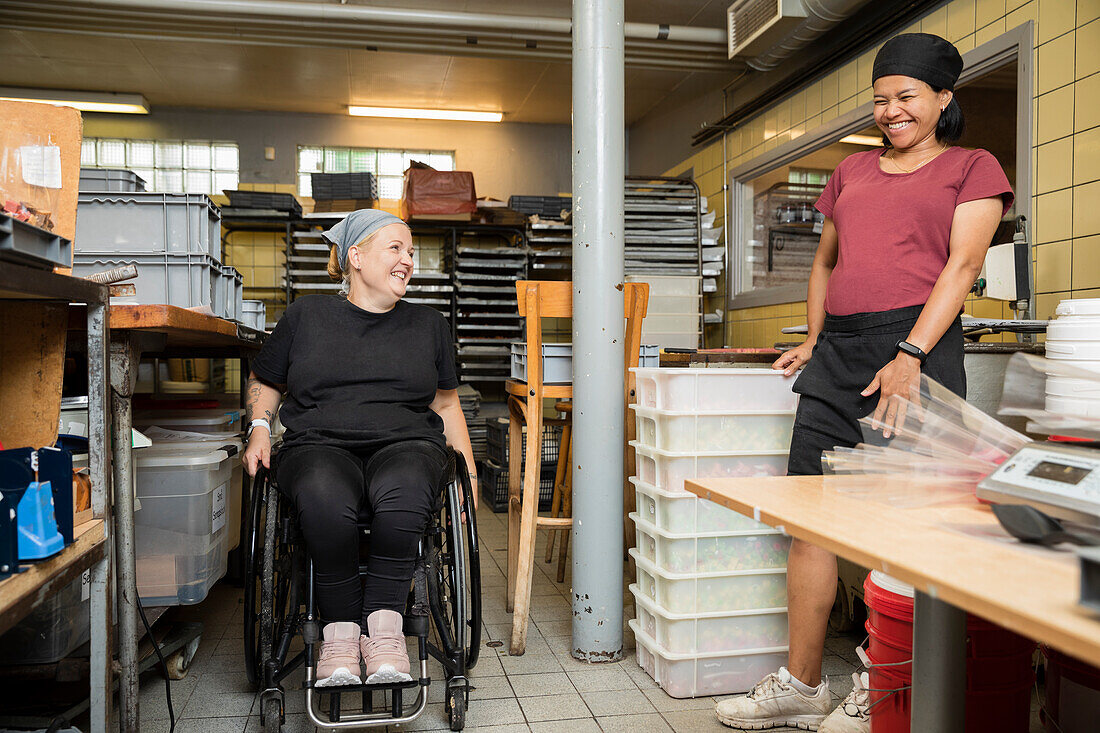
[103,507,1046,733]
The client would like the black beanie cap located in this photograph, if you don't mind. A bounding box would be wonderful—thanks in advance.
[872,33,963,91]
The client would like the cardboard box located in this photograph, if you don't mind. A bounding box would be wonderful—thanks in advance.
[400,166,477,221]
[0,101,83,263]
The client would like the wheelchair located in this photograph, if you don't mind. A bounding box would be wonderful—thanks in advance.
[242,445,482,731]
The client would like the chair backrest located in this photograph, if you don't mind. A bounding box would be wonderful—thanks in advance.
[514,280,649,389]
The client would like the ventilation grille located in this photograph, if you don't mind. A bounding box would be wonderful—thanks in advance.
[727,0,808,59]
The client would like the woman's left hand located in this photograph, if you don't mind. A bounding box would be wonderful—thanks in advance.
[861,353,922,438]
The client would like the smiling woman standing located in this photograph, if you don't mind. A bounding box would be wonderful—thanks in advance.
[717,34,1013,732]
[240,209,476,689]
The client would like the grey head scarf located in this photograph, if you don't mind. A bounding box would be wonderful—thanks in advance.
[321,208,407,271]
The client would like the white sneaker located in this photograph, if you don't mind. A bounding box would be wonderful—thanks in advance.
[818,672,870,733]
[716,667,832,730]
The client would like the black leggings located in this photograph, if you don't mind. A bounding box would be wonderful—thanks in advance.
[275,440,446,626]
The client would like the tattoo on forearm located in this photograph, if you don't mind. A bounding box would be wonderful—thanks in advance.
[246,378,263,422]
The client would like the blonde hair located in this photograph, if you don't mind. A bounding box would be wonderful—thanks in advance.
[326,222,412,296]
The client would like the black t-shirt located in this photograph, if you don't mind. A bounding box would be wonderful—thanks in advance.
[251,295,459,451]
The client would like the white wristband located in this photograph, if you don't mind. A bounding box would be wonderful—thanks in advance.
[247,418,270,437]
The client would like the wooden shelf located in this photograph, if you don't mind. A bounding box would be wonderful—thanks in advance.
[0,519,106,637]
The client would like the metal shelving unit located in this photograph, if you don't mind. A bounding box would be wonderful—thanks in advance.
[454,241,526,383]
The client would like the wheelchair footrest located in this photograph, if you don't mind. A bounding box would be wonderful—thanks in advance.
[305,677,423,692]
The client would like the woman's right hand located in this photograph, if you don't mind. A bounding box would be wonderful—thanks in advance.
[773,339,816,376]
[243,431,271,477]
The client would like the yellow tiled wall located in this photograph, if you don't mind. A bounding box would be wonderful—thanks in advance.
[669,0,1100,348]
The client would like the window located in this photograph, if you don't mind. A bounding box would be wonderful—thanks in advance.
[80,138,239,196]
[788,168,832,186]
[297,146,455,199]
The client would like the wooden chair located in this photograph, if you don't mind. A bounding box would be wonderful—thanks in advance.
[504,280,649,655]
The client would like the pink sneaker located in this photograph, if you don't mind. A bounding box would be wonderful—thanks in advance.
[315,622,362,687]
[360,610,412,684]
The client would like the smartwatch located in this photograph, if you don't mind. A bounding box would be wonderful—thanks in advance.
[247,418,271,438]
[895,340,928,364]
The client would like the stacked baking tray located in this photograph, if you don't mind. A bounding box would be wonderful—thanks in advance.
[454,246,526,383]
[628,366,798,698]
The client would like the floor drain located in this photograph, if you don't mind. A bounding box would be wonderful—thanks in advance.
[486,641,504,648]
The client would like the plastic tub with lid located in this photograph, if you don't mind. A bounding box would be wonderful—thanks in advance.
[630,583,788,655]
[632,367,799,412]
[133,443,235,605]
[631,512,789,574]
[134,407,242,434]
[630,619,787,698]
[633,404,795,453]
[631,440,788,492]
[632,476,764,534]
[630,548,787,614]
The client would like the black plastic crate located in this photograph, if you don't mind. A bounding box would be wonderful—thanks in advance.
[224,190,303,217]
[311,172,379,201]
[485,418,561,467]
[479,460,556,513]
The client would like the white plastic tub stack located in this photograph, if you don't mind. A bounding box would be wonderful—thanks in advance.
[628,366,797,697]
[1045,299,1100,417]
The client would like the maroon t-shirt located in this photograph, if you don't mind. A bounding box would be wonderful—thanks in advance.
[814,147,1013,315]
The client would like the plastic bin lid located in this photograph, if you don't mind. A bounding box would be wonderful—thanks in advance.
[134,409,240,426]
[629,474,696,499]
[631,404,797,418]
[630,511,780,540]
[868,570,915,598]
[628,618,788,662]
[630,439,789,459]
[629,583,786,621]
[133,444,233,469]
[628,547,786,581]
[1054,298,1100,317]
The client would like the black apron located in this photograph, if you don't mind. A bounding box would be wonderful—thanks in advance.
[787,304,965,476]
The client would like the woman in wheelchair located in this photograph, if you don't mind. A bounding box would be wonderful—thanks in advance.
[242,209,476,689]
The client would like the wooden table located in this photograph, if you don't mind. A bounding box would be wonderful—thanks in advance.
[684,475,1100,732]
[109,304,263,733]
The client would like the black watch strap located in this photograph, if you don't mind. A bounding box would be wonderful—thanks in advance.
[895,340,928,363]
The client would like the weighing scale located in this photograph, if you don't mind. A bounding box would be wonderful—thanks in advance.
[977,442,1100,529]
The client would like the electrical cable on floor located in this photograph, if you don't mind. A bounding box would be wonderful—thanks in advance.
[137,601,176,733]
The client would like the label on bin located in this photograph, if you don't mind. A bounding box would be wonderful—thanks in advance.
[81,570,91,601]
[212,484,226,534]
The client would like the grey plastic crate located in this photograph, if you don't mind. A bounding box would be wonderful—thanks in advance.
[510,342,659,383]
[72,252,215,310]
[76,192,222,261]
[79,168,147,192]
[214,265,243,321]
[0,214,72,270]
[241,299,266,331]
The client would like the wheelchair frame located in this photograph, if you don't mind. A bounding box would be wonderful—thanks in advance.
[243,447,482,731]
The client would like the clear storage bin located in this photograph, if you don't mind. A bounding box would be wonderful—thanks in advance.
[642,313,702,332]
[134,444,234,605]
[631,513,789,574]
[134,408,242,434]
[632,441,788,492]
[631,476,765,533]
[633,405,795,452]
[0,575,89,664]
[632,367,799,412]
[631,548,787,613]
[630,584,788,655]
[631,619,788,698]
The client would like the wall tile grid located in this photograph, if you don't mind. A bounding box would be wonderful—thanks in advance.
[672,0,1100,348]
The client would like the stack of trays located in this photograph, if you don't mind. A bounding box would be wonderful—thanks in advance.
[628,366,798,698]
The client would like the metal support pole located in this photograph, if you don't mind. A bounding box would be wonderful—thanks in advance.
[912,591,967,732]
[570,0,625,662]
[86,301,112,733]
[110,334,140,733]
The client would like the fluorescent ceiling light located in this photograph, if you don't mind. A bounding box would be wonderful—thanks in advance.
[0,87,149,114]
[348,106,503,122]
[839,134,884,146]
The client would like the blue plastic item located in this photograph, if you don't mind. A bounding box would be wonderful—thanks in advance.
[16,481,64,560]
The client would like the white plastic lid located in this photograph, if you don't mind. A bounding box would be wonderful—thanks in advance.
[133,444,231,469]
[630,511,780,540]
[134,409,240,427]
[629,583,785,621]
[630,439,789,459]
[1054,298,1100,317]
[868,570,915,598]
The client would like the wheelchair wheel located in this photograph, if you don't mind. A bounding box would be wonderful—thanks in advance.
[243,468,269,686]
[428,457,483,672]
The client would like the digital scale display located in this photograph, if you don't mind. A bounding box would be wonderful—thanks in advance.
[1027,461,1092,485]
